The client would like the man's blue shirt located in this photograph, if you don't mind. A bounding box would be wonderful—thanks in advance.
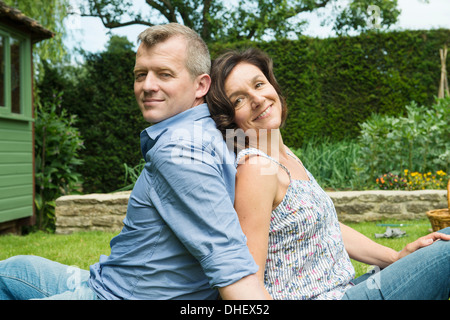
[89,104,258,300]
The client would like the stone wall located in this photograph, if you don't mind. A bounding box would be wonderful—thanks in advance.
[55,192,131,234]
[329,190,447,222]
[55,189,447,234]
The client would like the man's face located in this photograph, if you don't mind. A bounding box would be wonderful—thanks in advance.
[133,36,207,123]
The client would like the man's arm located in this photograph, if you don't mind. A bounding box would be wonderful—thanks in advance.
[150,139,265,296]
[219,274,271,300]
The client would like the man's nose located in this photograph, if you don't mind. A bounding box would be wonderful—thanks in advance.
[142,73,159,92]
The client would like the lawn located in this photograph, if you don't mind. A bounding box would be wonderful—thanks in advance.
[0,230,118,270]
[0,218,433,277]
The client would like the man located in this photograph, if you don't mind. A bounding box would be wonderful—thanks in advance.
[0,23,266,300]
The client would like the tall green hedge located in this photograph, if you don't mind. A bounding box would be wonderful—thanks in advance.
[70,50,148,193]
[210,29,450,147]
[38,41,148,194]
[38,29,450,193]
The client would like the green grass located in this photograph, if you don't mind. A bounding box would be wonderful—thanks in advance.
[0,219,433,276]
[0,231,118,270]
[346,219,432,276]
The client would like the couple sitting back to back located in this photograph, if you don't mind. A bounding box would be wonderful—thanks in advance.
[0,23,448,300]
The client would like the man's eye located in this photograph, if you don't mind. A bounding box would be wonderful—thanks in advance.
[135,73,146,81]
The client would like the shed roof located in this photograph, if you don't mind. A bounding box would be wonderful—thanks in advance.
[0,0,54,43]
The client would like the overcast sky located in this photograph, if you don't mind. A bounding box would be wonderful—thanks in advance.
[64,0,450,58]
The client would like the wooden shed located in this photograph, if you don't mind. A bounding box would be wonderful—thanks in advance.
[0,1,54,234]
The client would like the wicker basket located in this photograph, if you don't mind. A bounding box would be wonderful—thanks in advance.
[426,180,450,232]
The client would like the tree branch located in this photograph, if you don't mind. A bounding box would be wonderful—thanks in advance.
[147,0,177,22]
[79,13,154,28]
[290,0,332,18]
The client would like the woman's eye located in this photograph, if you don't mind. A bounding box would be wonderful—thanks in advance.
[234,97,243,107]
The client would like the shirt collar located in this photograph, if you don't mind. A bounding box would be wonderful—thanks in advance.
[140,103,211,157]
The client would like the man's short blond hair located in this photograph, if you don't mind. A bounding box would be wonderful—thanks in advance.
[137,23,211,78]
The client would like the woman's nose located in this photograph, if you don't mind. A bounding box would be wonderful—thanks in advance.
[250,91,264,109]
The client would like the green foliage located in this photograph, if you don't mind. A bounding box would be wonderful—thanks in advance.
[36,29,449,193]
[293,30,445,146]
[210,29,450,148]
[356,97,450,184]
[289,98,449,192]
[34,92,84,232]
[3,0,70,68]
[291,138,362,190]
[116,159,145,192]
[79,0,402,42]
[40,35,148,193]
[333,0,401,35]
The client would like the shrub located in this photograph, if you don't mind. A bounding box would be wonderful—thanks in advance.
[34,91,84,232]
[356,97,450,184]
[291,138,363,190]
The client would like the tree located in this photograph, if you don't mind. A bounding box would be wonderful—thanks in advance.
[76,0,403,42]
[332,0,400,35]
[3,0,70,66]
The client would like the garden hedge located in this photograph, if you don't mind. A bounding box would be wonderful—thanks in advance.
[38,29,450,193]
[209,29,450,147]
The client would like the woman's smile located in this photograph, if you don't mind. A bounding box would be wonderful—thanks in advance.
[253,105,273,121]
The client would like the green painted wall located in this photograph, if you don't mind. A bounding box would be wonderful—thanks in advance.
[0,23,34,224]
[0,119,33,223]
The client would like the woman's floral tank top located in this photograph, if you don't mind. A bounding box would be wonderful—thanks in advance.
[235,148,355,300]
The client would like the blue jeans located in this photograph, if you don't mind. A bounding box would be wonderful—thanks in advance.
[0,255,98,300]
[342,227,450,300]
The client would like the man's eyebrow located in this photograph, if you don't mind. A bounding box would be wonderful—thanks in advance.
[133,66,176,74]
[133,66,145,74]
[157,67,176,74]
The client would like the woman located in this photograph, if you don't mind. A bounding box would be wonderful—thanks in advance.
[206,48,450,300]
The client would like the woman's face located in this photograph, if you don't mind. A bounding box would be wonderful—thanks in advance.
[224,62,283,134]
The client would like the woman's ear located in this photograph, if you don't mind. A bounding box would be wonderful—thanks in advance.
[195,74,212,99]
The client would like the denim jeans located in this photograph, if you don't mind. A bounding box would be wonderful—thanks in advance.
[0,255,98,300]
[342,227,450,300]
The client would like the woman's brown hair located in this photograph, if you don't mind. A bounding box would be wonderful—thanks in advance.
[206,48,288,141]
